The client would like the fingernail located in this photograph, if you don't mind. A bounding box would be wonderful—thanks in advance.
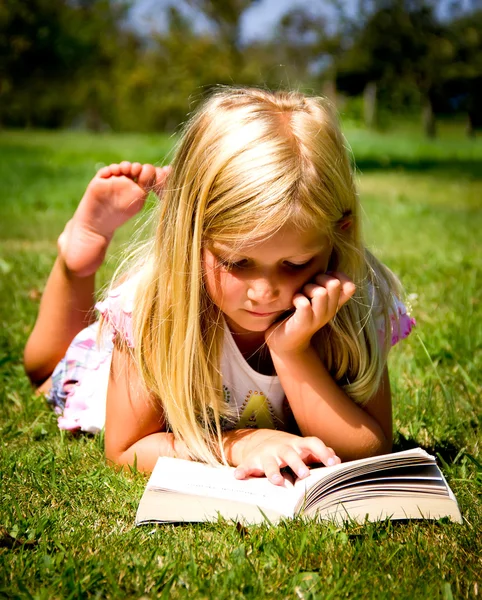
[298,467,309,478]
[327,457,336,466]
[271,474,283,484]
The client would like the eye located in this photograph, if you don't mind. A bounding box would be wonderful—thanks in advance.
[217,257,248,271]
[283,259,313,270]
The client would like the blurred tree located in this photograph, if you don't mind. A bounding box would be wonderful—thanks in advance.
[186,0,260,67]
[1,0,479,133]
[274,8,328,91]
[69,0,134,131]
[272,1,374,104]
[335,0,455,137]
[110,5,266,132]
[0,0,74,126]
[0,0,131,129]
[447,9,482,136]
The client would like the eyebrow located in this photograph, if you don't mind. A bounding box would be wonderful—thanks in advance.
[210,243,327,260]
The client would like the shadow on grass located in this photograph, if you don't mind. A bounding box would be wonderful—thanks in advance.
[394,433,462,464]
[355,157,482,180]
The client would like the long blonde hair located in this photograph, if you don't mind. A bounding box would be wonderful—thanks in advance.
[116,87,400,464]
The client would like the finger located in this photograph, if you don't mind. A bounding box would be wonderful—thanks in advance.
[234,463,265,480]
[278,447,311,479]
[317,273,355,310]
[322,447,341,467]
[303,282,325,299]
[313,274,341,315]
[299,437,341,467]
[324,277,342,316]
[303,284,329,322]
[234,466,249,480]
[119,161,132,176]
[311,291,331,325]
[262,456,285,486]
[137,164,157,190]
[292,294,313,325]
[330,272,356,300]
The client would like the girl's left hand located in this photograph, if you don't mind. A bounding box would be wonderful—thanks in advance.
[265,272,356,355]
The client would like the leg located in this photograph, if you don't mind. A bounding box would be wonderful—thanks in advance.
[23,255,97,386]
[24,162,170,385]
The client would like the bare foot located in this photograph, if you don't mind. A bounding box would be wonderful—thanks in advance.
[58,162,170,277]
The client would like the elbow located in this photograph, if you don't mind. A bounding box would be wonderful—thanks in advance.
[342,432,392,462]
[105,447,120,466]
[374,437,392,456]
[104,436,152,472]
[104,445,123,468]
[105,447,138,472]
[104,437,131,469]
[366,431,392,458]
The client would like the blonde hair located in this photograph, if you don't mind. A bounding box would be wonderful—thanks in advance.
[114,87,400,464]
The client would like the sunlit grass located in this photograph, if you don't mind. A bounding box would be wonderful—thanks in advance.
[1,126,481,599]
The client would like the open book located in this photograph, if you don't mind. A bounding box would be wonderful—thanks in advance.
[135,448,462,526]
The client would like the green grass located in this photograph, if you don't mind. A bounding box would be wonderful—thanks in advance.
[1,124,481,599]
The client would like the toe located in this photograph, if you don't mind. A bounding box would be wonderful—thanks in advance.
[138,164,156,190]
[120,161,132,176]
[131,162,143,177]
[97,165,111,178]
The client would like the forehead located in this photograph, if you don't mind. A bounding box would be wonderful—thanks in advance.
[210,223,330,257]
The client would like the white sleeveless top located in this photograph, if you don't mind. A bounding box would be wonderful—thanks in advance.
[220,324,286,430]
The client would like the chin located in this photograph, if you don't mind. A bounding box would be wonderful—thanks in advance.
[226,315,275,335]
[245,321,272,332]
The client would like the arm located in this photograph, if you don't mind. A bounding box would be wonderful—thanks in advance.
[24,256,96,385]
[266,272,392,461]
[105,345,339,481]
[270,349,392,460]
[104,345,192,471]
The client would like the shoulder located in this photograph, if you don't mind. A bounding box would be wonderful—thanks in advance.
[96,273,141,348]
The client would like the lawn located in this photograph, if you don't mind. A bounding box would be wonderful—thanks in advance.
[1,123,481,599]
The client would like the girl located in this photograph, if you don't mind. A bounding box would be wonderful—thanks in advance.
[24,88,414,486]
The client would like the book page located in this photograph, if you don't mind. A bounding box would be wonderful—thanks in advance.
[292,447,435,495]
[146,458,298,517]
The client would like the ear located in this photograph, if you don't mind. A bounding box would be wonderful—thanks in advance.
[338,217,352,232]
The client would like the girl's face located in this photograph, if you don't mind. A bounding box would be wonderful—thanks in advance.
[203,223,332,336]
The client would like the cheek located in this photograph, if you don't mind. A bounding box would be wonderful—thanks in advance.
[282,260,329,296]
[202,256,218,304]
[219,273,245,303]
[203,266,244,307]
[283,270,316,294]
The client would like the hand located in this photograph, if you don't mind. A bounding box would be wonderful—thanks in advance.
[233,429,341,486]
[265,272,356,356]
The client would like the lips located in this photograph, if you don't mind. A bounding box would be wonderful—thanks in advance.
[245,309,283,317]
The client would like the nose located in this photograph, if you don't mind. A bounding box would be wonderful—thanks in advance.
[246,275,280,303]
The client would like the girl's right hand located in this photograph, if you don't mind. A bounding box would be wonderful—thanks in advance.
[231,429,341,486]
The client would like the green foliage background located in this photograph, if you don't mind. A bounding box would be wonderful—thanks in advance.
[2,0,482,135]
